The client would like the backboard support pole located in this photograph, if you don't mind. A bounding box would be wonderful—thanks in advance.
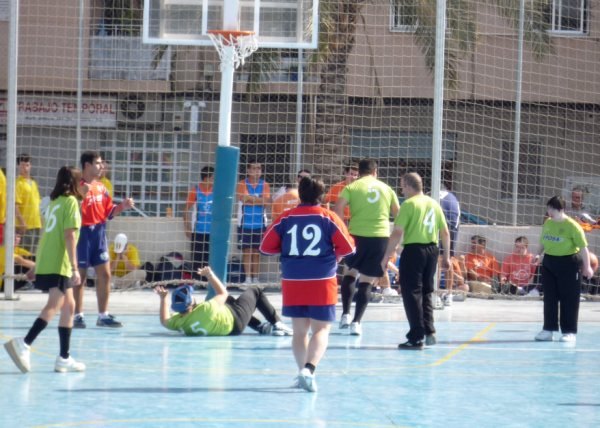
[208,1,248,298]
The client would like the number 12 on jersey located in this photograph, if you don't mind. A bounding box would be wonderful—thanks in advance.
[286,224,322,256]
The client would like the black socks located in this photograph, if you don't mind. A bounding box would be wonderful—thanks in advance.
[24,318,48,346]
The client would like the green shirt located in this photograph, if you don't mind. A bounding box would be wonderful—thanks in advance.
[340,175,399,237]
[395,194,447,245]
[540,217,587,256]
[166,299,235,336]
[35,195,81,276]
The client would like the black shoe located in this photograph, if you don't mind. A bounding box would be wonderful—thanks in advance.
[425,334,437,346]
[73,315,86,329]
[398,340,424,350]
[96,314,123,328]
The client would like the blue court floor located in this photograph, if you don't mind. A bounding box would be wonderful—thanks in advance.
[1,293,600,427]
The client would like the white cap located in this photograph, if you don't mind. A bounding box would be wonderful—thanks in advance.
[113,233,128,254]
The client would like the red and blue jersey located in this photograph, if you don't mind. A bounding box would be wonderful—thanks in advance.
[80,180,115,226]
[260,204,355,306]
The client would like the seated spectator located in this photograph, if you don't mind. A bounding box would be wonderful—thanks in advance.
[439,254,468,305]
[109,233,146,289]
[460,235,500,294]
[565,186,597,225]
[0,232,35,291]
[500,236,540,296]
[155,266,292,337]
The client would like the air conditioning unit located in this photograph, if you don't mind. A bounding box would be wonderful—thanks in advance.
[117,95,163,127]
[163,99,206,133]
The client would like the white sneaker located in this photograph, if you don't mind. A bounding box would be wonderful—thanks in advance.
[528,288,540,297]
[272,321,293,336]
[339,314,351,329]
[350,322,362,336]
[252,277,260,285]
[298,367,317,392]
[444,294,453,306]
[4,338,31,373]
[244,277,252,285]
[382,288,398,296]
[535,330,554,341]
[559,333,577,343]
[453,293,466,302]
[54,356,86,373]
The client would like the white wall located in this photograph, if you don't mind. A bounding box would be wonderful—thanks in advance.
[105,219,600,281]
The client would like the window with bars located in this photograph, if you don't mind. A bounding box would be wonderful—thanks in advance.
[239,134,293,189]
[389,1,418,32]
[501,140,542,200]
[99,131,193,217]
[545,0,588,34]
[349,129,456,193]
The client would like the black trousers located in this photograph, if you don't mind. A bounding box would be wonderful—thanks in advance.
[226,287,279,335]
[541,254,581,334]
[399,243,439,342]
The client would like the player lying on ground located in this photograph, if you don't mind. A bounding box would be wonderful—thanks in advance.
[155,266,292,337]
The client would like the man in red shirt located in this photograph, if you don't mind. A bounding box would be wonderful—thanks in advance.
[501,236,539,295]
[460,235,500,294]
[73,151,134,328]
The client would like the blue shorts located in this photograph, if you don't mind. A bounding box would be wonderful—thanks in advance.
[238,227,265,250]
[77,223,110,268]
[282,305,336,322]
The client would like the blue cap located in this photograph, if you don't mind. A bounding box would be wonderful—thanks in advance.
[171,285,194,313]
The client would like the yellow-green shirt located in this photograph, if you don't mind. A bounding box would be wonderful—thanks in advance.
[15,176,42,229]
[395,194,448,245]
[340,176,399,237]
[541,217,587,256]
[166,299,235,336]
[35,195,81,276]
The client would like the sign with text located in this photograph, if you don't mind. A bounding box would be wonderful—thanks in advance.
[0,95,117,128]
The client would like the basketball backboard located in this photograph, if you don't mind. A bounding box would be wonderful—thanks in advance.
[143,0,319,49]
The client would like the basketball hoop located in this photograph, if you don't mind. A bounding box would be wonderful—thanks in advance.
[207,30,259,70]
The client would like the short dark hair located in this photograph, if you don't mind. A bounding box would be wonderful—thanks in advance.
[358,159,377,175]
[547,195,565,211]
[297,169,311,179]
[200,166,215,181]
[298,176,325,205]
[344,163,358,173]
[402,172,423,192]
[80,151,101,170]
[515,236,529,246]
[17,153,31,164]
[471,235,486,245]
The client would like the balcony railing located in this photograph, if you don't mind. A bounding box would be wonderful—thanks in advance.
[89,36,170,81]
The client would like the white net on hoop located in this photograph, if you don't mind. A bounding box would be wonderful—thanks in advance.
[208,31,259,71]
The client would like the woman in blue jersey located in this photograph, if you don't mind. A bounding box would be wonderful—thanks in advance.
[184,166,214,271]
[4,166,85,373]
[237,161,271,284]
[261,177,355,392]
